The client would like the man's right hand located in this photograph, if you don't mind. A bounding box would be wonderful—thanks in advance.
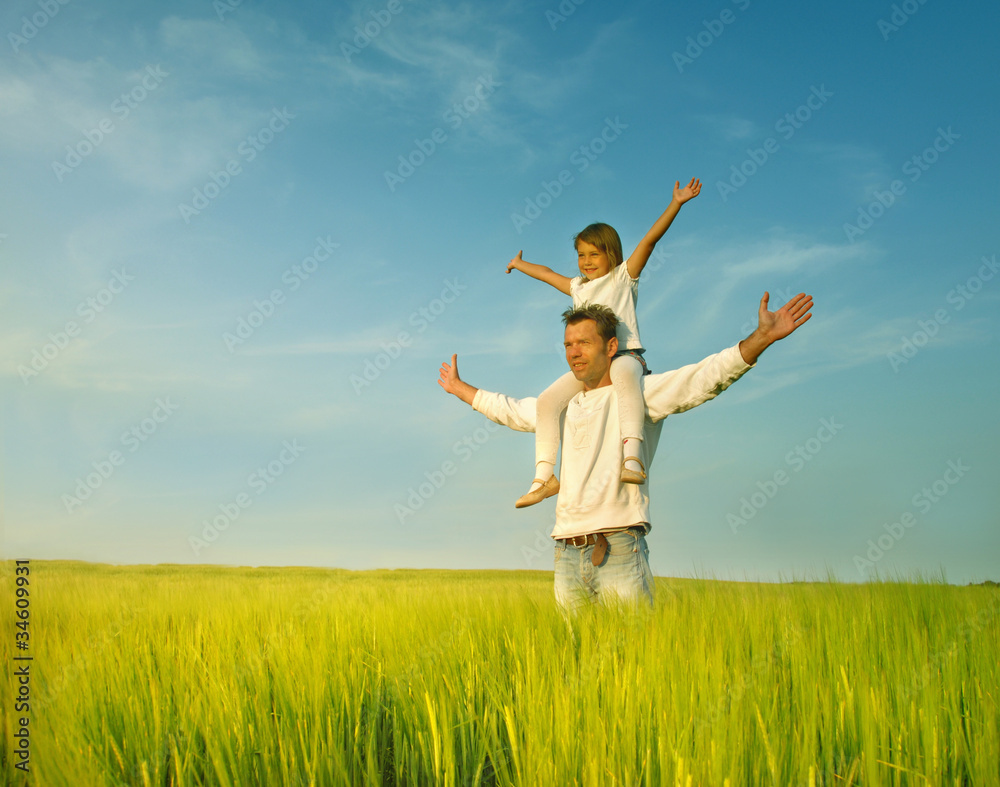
[438,354,478,405]
[738,291,814,365]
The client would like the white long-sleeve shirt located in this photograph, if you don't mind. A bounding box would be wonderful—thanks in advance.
[473,344,753,539]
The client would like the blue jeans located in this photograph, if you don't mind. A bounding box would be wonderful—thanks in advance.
[553,529,653,610]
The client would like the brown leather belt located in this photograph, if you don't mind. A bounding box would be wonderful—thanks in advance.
[560,526,642,547]
[559,527,644,566]
[562,534,598,547]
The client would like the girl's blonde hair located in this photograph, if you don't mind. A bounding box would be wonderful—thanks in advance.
[573,223,624,269]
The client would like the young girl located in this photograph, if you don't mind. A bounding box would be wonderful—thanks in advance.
[506,178,702,508]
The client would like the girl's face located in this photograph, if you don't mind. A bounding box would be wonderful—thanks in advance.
[576,240,612,281]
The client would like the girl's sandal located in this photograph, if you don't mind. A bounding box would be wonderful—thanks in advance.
[621,457,646,485]
[515,476,560,508]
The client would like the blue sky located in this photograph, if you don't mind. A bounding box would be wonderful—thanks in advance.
[2,0,997,583]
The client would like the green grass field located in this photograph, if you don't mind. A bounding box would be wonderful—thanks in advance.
[2,561,998,786]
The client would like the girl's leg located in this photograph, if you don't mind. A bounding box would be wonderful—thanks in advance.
[610,355,646,484]
[517,371,583,507]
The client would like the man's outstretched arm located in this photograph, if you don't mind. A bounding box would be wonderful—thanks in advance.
[438,354,478,405]
[643,290,814,421]
[738,291,813,365]
[438,354,537,432]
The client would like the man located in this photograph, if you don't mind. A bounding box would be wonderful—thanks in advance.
[438,291,813,608]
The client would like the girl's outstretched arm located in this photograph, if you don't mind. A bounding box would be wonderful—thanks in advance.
[626,177,702,279]
[507,250,573,295]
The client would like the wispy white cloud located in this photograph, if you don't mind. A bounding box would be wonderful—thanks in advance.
[722,236,869,279]
[159,16,267,77]
[694,113,760,142]
[0,73,36,116]
[319,2,508,106]
[819,309,990,370]
[315,4,638,167]
[656,232,875,338]
[0,52,282,192]
[274,401,367,432]
[0,55,107,152]
[242,339,371,356]
[799,141,894,203]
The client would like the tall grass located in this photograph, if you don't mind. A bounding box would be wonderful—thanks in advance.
[2,561,997,785]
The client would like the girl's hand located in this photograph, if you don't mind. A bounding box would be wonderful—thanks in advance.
[674,177,702,204]
[507,250,525,274]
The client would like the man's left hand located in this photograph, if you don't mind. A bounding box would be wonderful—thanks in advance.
[739,291,813,365]
[758,291,813,342]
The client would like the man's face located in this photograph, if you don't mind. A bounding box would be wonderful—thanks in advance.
[576,240,612,281]
[564,319,616,389]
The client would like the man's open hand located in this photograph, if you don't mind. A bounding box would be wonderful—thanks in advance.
[758,291,813,342]
[438,354,461,394]
[438,354,478,404]
[738,291,814,365]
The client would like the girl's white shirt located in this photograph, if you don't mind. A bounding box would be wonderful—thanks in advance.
[570,260,642,351]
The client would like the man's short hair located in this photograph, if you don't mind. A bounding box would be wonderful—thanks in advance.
[562,303,618,343]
